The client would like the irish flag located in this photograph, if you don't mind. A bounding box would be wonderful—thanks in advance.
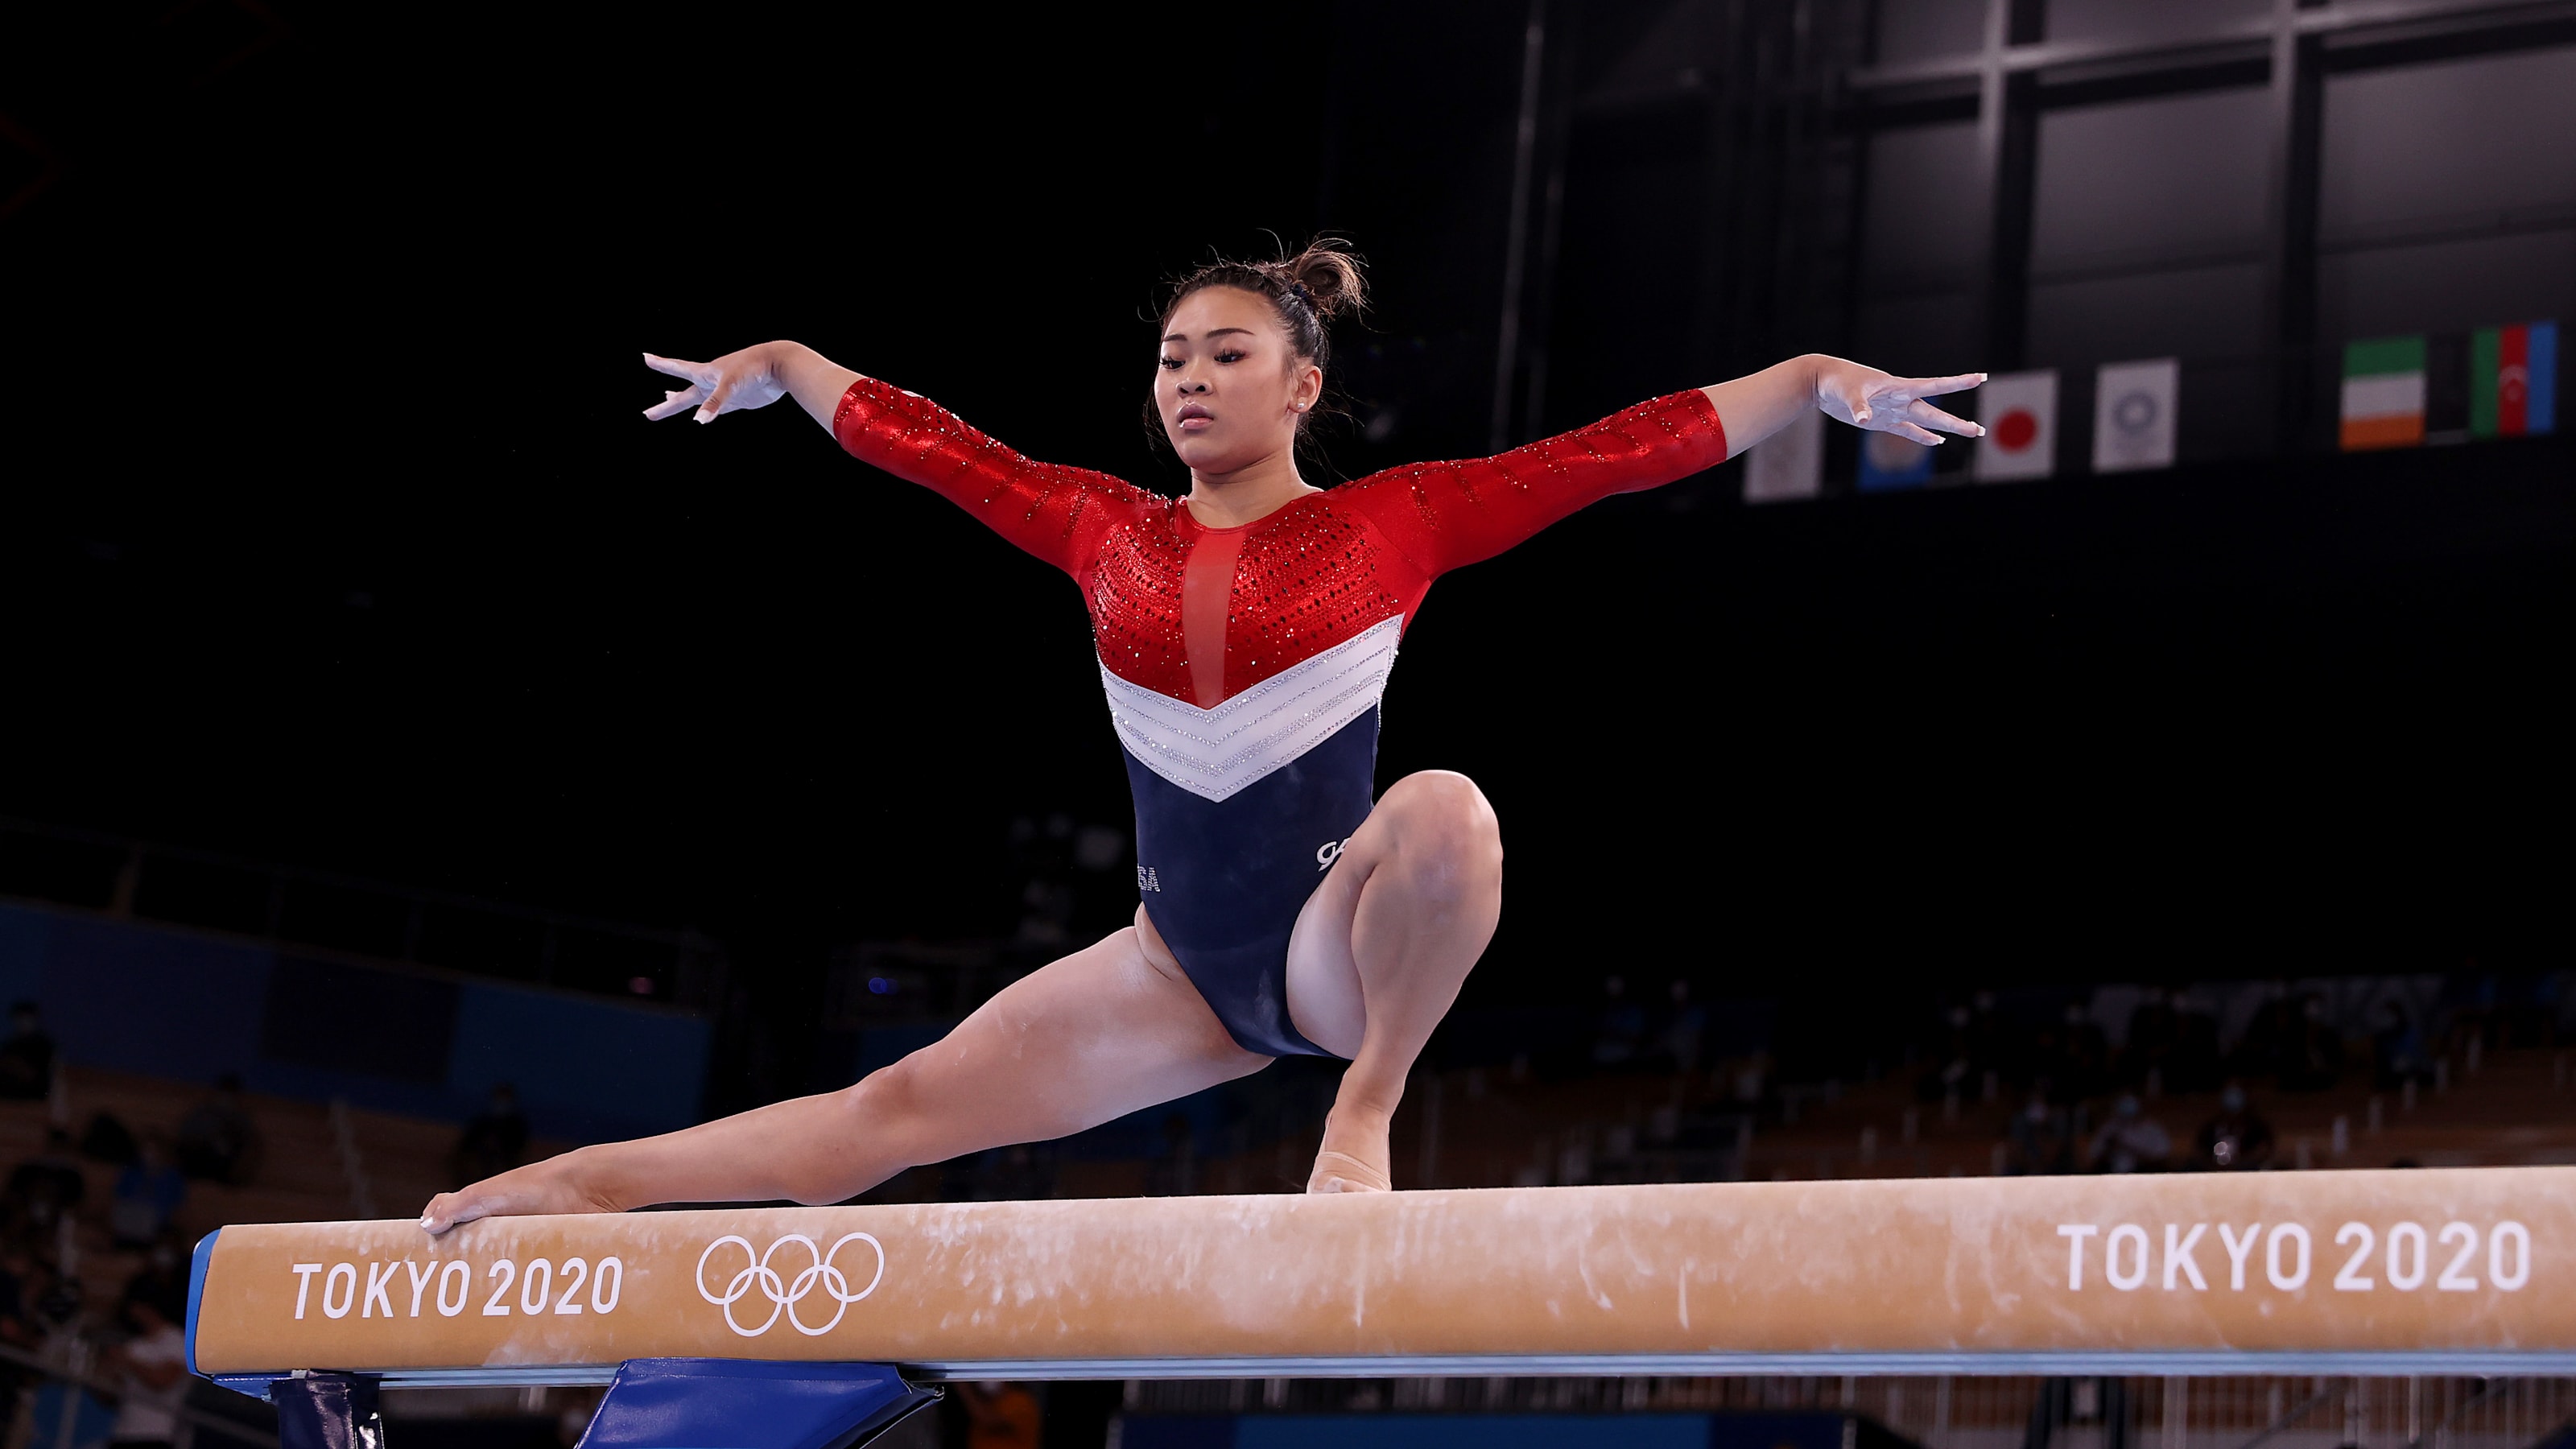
[2470,321,2558,438]
[2341,336,2425,451]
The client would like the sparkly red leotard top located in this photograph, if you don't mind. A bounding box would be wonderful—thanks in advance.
[834,377,1728,1055]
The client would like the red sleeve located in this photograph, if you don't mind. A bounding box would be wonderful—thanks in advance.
[1334,388,1728,577]
[831,376,1157,576]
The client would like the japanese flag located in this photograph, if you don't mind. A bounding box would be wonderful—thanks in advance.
[1974,369,2058,482]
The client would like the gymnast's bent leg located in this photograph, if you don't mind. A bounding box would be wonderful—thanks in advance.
[419,926,1269,1229]
[1281,769,1505,1193]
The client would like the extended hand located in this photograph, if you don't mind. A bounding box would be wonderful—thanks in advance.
[642,345,791,423]
[1813,358,1987,445]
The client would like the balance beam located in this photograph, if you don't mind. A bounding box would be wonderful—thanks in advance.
[188,1167,2576,1386]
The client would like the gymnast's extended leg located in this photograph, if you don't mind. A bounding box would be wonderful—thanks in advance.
[419,927,1268,1229]
[1278,769,1506,1193]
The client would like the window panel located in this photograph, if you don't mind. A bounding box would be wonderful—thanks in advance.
[2320,45,2576,242]
[2031,88,2271,277]
[1864,121,1989,292]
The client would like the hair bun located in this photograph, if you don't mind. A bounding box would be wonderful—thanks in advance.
[1280,238,1366,322]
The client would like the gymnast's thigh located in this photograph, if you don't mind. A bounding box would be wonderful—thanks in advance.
[887,923,1271,1146]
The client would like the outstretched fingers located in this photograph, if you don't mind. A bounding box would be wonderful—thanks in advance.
[642,386,705,421]
[642,353,716,421]
[1909,370,1988,399]
[1905,398,1985,440]
[642,352,709,382]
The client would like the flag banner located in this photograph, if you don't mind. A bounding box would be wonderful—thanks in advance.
[1974,369,2058,482]
[1745,407,1823,503]
[2341,336,2426,451]
[2471,320,2558,439]
[1857,428,1933,491]
[2092,358,2178,473]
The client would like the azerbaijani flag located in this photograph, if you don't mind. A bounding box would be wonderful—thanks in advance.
[2341,336,2425,451]
[2470,321,2557,439]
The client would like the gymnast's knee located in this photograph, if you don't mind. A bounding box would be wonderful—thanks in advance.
[1378,770,1504,888]
[829,1059,934,1177]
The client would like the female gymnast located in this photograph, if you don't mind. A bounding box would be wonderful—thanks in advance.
[421,240,1981,1229]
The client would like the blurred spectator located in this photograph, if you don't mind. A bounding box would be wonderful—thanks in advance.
[110,1138,187,1249]
[120,1241,189,1325]
[2047,1004,2111,1102]
[7,1129,88,1220]
[2003,1092,2074,1175]
[2086,1095,2172,1174]
[0,1002,56,1101]
[1143,1114,1197,1197]
[1657,980,1707,1074]
[2195,1084,2276,1170]
[452,1084,531,1187]
[1591,976,1645,1067]
[2231,984,2299,1083]
[958,1381,1042,1449]
[2118,989,2180,1091]
[2372,1001,2428,1092]
[175,1075,262,1185]
[0,1245,39,1348]
[82,1111,140,1166]
[1920,1004,1975,1104]
[2278,994,2343,1092]
[19,1249,83,1335]
[2167,991,2224,1094]
[105,1294,190,1449]
[1966,991,2013,1093]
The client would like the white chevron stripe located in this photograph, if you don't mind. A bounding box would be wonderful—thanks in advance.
[1102,616,1402,803]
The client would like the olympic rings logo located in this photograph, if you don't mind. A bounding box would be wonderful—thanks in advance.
[694,1232,886,1337]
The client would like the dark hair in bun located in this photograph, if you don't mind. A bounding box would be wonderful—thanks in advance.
[1159,237,1368,374]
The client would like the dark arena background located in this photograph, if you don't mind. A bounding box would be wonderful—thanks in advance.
[4,2,2576,1447]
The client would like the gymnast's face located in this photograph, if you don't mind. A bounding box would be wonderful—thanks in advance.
[1156,286,1323,475]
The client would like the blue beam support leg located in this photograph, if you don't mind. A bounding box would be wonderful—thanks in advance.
[578,1360,939,1449]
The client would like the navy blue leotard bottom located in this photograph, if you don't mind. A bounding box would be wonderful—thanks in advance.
[1124,709,1381,1059]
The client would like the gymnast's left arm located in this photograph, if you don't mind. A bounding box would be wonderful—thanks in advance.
[1341,354,1984,575]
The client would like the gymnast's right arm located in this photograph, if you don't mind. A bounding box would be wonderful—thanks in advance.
[642,341,1151,572]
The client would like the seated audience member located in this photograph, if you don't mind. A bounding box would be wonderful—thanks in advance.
[119,1242,189,1328]
[2086,1094,2172,1173]
[2117,989,2180,1090]
[2229,984,2299,1083]
[6,1129,88,1220]
[1591,976,1646,1067]
[1657,979,1707,1075]
[451,1084,531,1187]
[0,1002,55,1101]
[0,1246,39,1348]
[110,1139,187,1249]
[2195,1083,2276,1170]
[2003,1090,2074,1175]
[2278,993,2343,1092]
[83,1111,141,1166]
[1920,1004,1975,1104]
[105,1291,191,1449]
[2372,1001,2426,1092]
[175,1075,262,1184]
[2162,990,2226,1094]
[2050,1004,2111,1102]
[25,1249,83,1335]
